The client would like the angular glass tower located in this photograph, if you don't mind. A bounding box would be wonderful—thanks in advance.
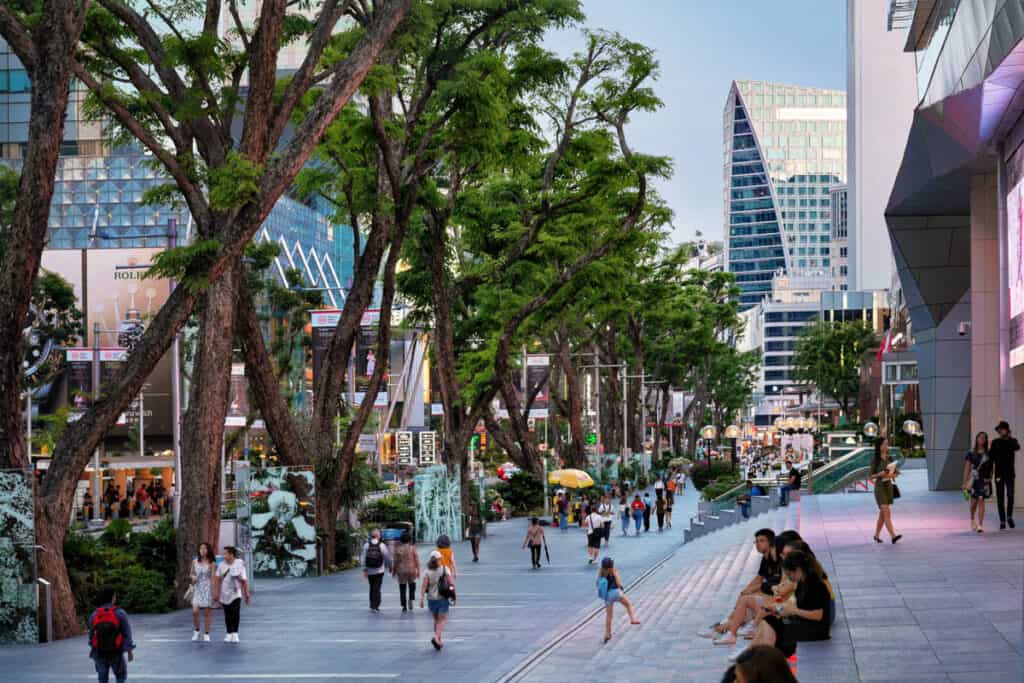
[724,81,847,309]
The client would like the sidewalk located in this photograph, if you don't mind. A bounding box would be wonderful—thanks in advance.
[0,482,699,682]
[510,470,1023,683]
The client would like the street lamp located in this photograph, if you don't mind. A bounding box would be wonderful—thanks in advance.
[863,421,879,440]
[724,424,741,472]
[700,424,717,469]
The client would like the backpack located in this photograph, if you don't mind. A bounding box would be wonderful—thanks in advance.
[437,568,455,600]
[91,607,123,661]
[365,542,384,569]
[597,576,609,600]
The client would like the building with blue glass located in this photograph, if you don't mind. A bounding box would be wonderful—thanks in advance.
[724,81,848,309]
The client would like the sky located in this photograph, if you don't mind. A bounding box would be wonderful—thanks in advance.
[546,0,847,246]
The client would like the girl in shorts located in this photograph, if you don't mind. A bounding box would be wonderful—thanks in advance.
[597,557,640,642]
[420,550,454,650]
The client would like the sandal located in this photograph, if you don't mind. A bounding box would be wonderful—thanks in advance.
[630,620,641,625]
[872,536,883,543]
[604,635,611,643]
[431,637,441,651]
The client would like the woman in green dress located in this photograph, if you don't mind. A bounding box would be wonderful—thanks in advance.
[870,437,902,544]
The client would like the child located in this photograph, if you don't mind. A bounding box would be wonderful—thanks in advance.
[597,557,640,642]
[436,534,457,579]
[88,585,135,683]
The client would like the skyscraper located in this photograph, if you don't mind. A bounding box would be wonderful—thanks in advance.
[723,80,847,308]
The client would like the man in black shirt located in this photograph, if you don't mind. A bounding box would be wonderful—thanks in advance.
[699,528,779,645]
[991,421,1019,529]
[779,460,801,506]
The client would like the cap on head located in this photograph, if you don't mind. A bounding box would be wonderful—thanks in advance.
[601,557,614,569]
[997,420,1010,432]
[429,550,442,560]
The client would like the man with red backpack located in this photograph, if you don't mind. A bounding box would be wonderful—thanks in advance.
[88,585,135,683]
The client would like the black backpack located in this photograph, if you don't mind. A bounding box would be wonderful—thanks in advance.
[365,542,384,569]
[437,568,455,600]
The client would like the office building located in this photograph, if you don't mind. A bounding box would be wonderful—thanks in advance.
[885,0,1024,505]
[847,0,917,292]
[830,184,849,291]
[723,80,847,309]
[739,271,887,425]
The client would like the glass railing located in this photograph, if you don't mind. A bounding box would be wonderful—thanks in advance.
[808,447,904,494]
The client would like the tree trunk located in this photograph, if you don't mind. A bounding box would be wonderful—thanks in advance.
[556,327,586,468]
[0,2,84,470]
[34,488,78,639]
[175,262,240,603]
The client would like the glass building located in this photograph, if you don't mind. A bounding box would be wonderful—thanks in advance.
[723,81,848,309]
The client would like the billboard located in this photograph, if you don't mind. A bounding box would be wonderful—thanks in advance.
[1009,181,1024,366]
[225,363,251,427]
[44,248,174,438]
[309,308,387,408]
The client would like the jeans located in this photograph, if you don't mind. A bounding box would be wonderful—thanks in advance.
[94,654,127,683]
[621,515,630,535]
[602,521,612,542]
[995,476,1016,523]
[643,509,650,532]
[739,501,751,519]
[529,544,541,566]
[559,512,568,531]
[399,581,416,608]
[367,573,384,609]
[632,511,642,532]
[779,484,793,506]
[223,597,241,634]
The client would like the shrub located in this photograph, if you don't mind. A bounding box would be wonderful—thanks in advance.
[702,476,742,501]
[334,524,366,565]
[129,518,176,582]
[689,460,737,491]
[101,518,132,545]
[359,493,414,524]
[104,565,173,613]
[494,471,543,514]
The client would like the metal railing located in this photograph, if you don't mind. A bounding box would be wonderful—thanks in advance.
[807,447,904,494]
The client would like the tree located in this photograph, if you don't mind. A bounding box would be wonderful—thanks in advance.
[706,347,759,429]
[0,0,90,472]
[1,0,412,638]
[791,319,878,419]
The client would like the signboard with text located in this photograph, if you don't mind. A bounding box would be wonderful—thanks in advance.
[418,431,437,465]
[396,431,414,466]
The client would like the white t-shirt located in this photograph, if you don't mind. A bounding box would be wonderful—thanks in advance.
[217,559,247,604]
[654,479,664,490]
[597,502,613,521]
[585,512,604,532]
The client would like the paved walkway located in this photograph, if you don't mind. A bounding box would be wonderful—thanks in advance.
[0,483,699,682]
[512,470,1023,683]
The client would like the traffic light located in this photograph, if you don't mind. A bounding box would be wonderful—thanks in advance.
[470,434,480,450]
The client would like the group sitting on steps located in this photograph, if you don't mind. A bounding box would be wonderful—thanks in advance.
[698,528,834,667]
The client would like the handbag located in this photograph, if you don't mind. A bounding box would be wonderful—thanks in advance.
[892,483,901,499]
[183,583,195,602]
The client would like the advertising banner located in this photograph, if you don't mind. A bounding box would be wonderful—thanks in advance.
[418,431,437,465]
[225,363,250,427]
[65,349,93,418]
[526,354,550,419]
[44,248,173,437]
[310,308,341,391]
[1009,181,1024,366]
[310,308,387,408]
[396,431,414,466]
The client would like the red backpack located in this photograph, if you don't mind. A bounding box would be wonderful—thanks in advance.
[91,607,123,660]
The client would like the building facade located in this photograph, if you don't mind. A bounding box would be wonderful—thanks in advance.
[829,183,850,290]
[886,0,1024,506]
[723,80,848,308]
[847,0,918,292]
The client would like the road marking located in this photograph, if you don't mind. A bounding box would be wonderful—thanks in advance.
[145,638,465,644]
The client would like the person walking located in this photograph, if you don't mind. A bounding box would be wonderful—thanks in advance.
[618,496,631,537]
[991,420,1019,529]
[630,494,644,534]
[557,493,569,532]
[665,495,673,528]
[88,585,135,683]
[869,437,902,544]
[963,431,994,532]
[392,530,419,612]
[676,469,686,492]
[361,529,392,612]
[188,542,216,642]
[523,516,545,568]
[584,506,604,564]
[655,494,666,532]
[467,512,484,562]
[642,492,652,532]
[597,495,614,547]
[597,557,640,643]
[420,550,455,650]
[214,546,250,642]
[435,534,457,579]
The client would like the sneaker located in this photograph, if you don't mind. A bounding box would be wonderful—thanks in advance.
[1001,523,1007,530]
[1010,518,1016,529]
[713,632,737,646]
[192,630,201,642]
[224,634,233,643]
[232,633,239,643]
[697,626,722,639]
[203,634,210,642]
[737,623,755,637]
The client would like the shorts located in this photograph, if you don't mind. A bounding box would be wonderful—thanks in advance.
[604,588,623,606]
[587,531,603,549]
[666,491,674,504]
[427,598,450,615]
[970,479,992,499]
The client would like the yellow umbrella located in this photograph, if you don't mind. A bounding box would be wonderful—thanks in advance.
[547,468,594,488]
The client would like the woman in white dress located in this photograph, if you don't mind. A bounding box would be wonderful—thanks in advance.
[190,542,216,641]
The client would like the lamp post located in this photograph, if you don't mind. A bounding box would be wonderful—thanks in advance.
[724,424,741,473]
[699,425,717,470]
